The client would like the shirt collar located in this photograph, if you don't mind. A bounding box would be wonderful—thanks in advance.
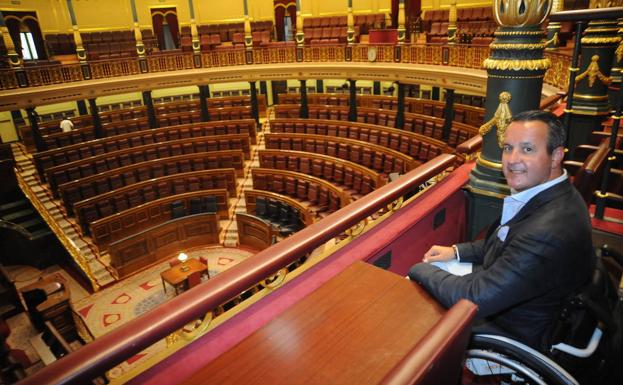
[508,169,568,204]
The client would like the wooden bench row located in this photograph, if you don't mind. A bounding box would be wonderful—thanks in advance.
[273,104,478,148]
[251,168,350,216]
[258,149,383,199]
[244,189,315,228]
[44,134,250,195]
[264,133,417,176]
[34,118,256,181]
[109,213,220,278]
[157,94,266,116]
[74,169,237,234]
[58,150,244,215]
[269,118,450,163]
[277,93,485,127]
[90,189,229,251]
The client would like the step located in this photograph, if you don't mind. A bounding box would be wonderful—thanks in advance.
[2,208,36,222]
[17,218,44,230]
[0,200,29,213]
[30,228,52,240]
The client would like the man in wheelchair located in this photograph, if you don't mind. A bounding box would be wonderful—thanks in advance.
[408,110,623,383]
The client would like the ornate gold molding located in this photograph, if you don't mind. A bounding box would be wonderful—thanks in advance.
[479,91,512,148]
[581,36,622,44]
[476,154,503,170]
[489,42,547,50]
[483,58,551,71]
[575,55,612,87]
[494,30,546,36]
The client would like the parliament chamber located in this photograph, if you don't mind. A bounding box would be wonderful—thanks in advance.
[0,0,622,384]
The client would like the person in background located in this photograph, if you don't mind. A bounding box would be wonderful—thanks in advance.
[408,110,594,351]
[60,115,74,133]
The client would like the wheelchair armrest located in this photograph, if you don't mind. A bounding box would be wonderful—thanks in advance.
[551,327,603,358]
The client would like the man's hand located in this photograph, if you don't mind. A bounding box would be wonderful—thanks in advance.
[423,245,456,263]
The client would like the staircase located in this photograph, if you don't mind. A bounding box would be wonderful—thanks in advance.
[0,199,53,242]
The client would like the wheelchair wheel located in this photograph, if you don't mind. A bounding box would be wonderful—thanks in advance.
[463,334,579,385]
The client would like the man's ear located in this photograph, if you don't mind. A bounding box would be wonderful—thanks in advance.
[551,146,564,168]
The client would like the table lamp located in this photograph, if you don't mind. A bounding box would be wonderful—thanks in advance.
[178,252,190,272]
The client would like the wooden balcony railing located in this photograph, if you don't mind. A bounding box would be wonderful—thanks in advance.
[0,43,572,94]
[17,154,457,385]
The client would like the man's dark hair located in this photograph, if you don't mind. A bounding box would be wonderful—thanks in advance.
[510,110,566,154]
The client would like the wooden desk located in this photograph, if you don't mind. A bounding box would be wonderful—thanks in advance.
[160,258,207,295]
[182,261,454,385]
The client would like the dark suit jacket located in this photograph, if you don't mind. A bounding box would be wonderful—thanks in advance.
[409,179,594,350]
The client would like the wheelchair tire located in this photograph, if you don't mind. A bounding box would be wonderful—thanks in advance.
[464,334,579,385]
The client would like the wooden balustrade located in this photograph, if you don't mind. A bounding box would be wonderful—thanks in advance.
[58,150,244,215]
[90,189,229,251]
[277,93,485,127]
[251,167,350,216]
[236,213,277,251]
[109,213,220,278]
[43,134,250,195]
[264,132,418,176]
[269,118,451,164]
[258,149,384,199]
[244,189,315,227]
[73,168,237,234]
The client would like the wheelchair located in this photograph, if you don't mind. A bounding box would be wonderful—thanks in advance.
[461,247,623,385]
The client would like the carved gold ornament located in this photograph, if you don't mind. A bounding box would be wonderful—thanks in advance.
[479,91,513,148]
[617,40,623,63]
[493,0,553,27]
[483,58,551,71]
[575,55,612,87]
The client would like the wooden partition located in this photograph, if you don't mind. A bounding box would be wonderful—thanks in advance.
[44,134,250,194]
[34,118,256,180]
[277,93,485,127]
[57,150,244,212]
[73,169,237,234]
[269,118,450,164]
[251,168,350,215]
[90,189,229,251]
[236,213,276,251]
[258,149,384,199]
[245,189,315,226]
[264,132,417,175]
[109,213,220,278]
[273,104,478,148]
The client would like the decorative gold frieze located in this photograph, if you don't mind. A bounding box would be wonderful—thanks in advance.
[479,91,512,148]
[483,58,551,71]
[581,36,622,44]
[489,42,547,50]
[575,55,612,87]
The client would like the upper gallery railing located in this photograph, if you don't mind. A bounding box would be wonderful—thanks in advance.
[0,43,570,92]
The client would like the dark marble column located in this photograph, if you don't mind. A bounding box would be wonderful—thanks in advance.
[25,108,45,152]
[87,98,104,138]
[395,82,405,129]
[299,80,309,119]
[250,81,261,128]
[348,79,357,122]
[199,85,211,122]
[142,90,158,129]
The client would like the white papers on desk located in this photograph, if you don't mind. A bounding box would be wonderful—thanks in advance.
[431,259,473,276]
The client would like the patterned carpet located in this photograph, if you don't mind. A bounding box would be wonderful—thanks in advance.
[71,246,254,380]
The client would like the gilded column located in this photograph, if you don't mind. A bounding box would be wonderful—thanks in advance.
[397,0,406,45]
[242,0,253,63]
[130,0,148,73]
[347,0,355,45]
[566,0,622,156]
[465,0,553,239]
[0,12,21,68]
[447,0,458,45]
[65,0,87,64]
[295,0,304,48]
[188,0,200,54]
[545,0,563,50]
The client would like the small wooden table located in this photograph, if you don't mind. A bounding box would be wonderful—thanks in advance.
[160,258,207,295]
[182,261,453,385]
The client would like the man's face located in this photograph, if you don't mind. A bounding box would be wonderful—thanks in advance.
[502,120,563,192]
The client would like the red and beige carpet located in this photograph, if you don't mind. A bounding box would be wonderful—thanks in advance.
[72,246,254,380]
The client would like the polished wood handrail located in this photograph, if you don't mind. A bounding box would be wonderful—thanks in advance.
[16,154,456,385]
